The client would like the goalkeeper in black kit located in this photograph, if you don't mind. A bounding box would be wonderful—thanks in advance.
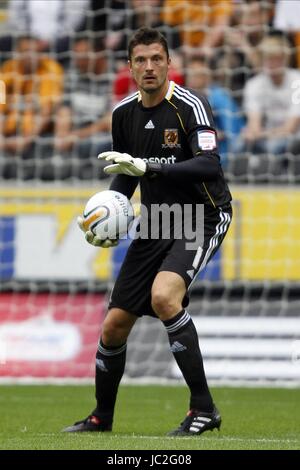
[63,27,232,436]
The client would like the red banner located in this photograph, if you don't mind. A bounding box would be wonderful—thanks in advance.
[0,293,106,378]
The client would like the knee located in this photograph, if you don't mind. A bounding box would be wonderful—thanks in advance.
[101,315,126,346]
[151,289,181,320]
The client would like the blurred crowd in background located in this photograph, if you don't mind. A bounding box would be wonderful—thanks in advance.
[0,0,300,182]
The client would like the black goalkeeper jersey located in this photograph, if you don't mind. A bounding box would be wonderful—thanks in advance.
[110,81,232,210]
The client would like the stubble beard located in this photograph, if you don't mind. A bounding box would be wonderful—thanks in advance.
[141,77,167,95]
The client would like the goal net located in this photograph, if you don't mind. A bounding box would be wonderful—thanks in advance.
[0,0,300,386]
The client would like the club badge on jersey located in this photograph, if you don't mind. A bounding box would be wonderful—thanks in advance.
[197,129,217,151]
[162,129,181,149]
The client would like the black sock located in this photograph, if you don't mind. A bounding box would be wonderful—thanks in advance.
[164,309,213,412]
[93,339,126,423]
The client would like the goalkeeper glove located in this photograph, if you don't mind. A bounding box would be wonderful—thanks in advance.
[77,216,118,248]
[98,151,147,177]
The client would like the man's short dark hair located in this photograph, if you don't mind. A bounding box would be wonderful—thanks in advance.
[128,27,169,60]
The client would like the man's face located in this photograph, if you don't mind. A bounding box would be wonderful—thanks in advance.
[186,61,210,91]
[242,1,265,29]
[263,52,288,79]
[73,40,93,73]
[17,39,39,73]
[129,43,170,94]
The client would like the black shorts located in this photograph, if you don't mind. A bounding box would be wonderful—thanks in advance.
[108,203,232,317]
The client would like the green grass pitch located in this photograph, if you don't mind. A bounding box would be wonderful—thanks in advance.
[0,385,299,450]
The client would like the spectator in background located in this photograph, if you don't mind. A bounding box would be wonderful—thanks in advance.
[0,0,89,63]
[227,0,273,70]
[215,0,273,106]
[233,33,300,178]
[186,55,245,169]
[273,0,300,68]
[0,35,63,178]
[54,36,112,179]
[161,0,232,56]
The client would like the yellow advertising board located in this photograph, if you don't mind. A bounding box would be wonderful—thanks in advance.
[224,186,300,280]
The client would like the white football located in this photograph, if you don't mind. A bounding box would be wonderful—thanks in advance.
[82,190,134,240]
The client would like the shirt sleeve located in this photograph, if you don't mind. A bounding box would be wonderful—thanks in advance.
[156,152,219,182]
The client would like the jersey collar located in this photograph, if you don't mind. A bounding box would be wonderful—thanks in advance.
[165,80,175,101]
